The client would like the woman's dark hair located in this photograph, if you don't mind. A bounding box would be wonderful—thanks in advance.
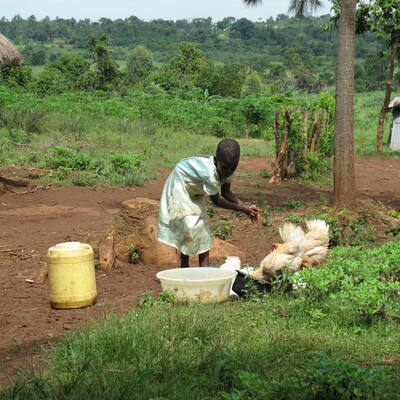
[216,139,240,162]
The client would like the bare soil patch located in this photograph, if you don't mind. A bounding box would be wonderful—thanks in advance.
[0,156,399,385]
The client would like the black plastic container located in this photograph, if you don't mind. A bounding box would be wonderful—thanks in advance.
[232,270,271,297]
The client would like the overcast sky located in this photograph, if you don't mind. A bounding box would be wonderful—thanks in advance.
[1,0,329,22]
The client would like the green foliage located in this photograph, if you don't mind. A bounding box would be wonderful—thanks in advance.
[125,45,155,85]
[151,42,232,97]
[41,146,91,170]
[290,241,400,319]
[221,350,392,400]
[309,210,377,247]
[283,199,305,210]
[211,221,235,240]
[45,55,92,91]
[71,172,98,186]
[29,48,47,66]
[0,107,46,134]
[48,55,91,78]
[213,63,247,98]
[109,153,141,173]
[240,95,275,138]
[127,244,140,261]
[283,215,306,224]
[241,70,264,97]
[153,42,206,92]
[0,63,32,89]
[306,350,393,399]
[136,290,177,308]
[87,33,120,90]
[231,18,256,40]
[355,53,390,92]
[386,211,400,237]
[34,68,68,96]
[271,92,335,182]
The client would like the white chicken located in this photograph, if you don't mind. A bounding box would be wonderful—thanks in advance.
[256,219,329,281]
[301,219,329,269]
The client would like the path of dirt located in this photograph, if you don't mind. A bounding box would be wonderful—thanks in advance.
[0,156,399,386]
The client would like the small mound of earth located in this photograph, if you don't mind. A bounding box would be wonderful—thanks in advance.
[88,197,244,269]
[357,198,398,228]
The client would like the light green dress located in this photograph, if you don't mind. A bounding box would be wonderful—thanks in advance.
[157,156,233,256]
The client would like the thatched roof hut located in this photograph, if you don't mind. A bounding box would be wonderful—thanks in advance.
[0,33,23,65]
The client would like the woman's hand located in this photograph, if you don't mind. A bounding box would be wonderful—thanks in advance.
[242,205,263,226]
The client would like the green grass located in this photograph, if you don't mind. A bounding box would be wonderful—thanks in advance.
[353,91,400,156]
[0,88,398,187]
[292,90,399,157]
[2,243,400,399]
[1,87,400,397]
[0,87,275,185]
[2,285,400,398]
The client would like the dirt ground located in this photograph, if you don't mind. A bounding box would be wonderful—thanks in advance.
[0,156,399,386]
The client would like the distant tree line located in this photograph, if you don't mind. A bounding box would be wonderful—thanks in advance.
[0,13,397,94]
[0,14,383,62]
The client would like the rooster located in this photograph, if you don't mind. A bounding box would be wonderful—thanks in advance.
[255,219,329,281]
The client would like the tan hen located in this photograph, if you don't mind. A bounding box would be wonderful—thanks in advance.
[256,219,329,281]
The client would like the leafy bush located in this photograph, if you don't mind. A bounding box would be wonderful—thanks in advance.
[45,55,92,91]
[306,350,392,399]
[41,146,91,170]
[290,241,400,319]
[34,68,68,96]
[109,153,141,173]
[0,63,32,89]
[220,350,392,399]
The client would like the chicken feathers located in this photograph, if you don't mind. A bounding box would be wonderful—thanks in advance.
[259,222,306,280]
[258,219,329,281]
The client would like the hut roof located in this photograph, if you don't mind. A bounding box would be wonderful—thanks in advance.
[388,97,400,109]
[0,33,23,65]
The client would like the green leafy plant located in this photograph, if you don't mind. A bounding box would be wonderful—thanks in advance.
[283,215,305,224]
[109,153,141,174]
[42,146,91,170]
[240,273,268,301]
[259,169,272,179]
[290,241,400,320]
[283,199,305,210]
[72,172,98,187]
[386,211,400,237]
[306,350,393,399]
[127,243,139,262]
[309,210,377,247]
[207,204,220,218]
[136,290,176,307]
[211,221,235,240]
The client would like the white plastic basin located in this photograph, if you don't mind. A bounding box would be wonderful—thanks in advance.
[156,267,237,303]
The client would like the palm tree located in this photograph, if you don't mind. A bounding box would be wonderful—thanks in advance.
[244,0,357,212]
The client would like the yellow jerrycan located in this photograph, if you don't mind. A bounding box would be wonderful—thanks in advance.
[47,242,97,309]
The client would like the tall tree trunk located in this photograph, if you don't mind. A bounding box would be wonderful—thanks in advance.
[376,43,397,155]
[333,0,357,212]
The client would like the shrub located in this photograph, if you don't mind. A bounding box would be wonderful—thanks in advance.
[109,153,141,173]
[0,63,32,89]
[41,146,91,170]
[305,350,392,399]
[290,241,400,319]
[46,55,91,91]
[34,68,68,96]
